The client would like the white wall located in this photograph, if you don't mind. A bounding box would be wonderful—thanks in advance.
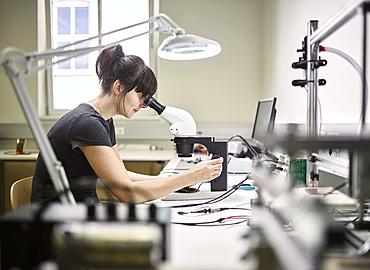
[158,0,262,124]
[262,0,365,126]
[0,0,263,127]
[0,0,37,124]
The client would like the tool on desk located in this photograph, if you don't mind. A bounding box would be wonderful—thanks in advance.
[175,186,199,193]
[238,185,256,191]
[15,138,27,154]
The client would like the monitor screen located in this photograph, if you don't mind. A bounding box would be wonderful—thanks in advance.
[251,97,277,145]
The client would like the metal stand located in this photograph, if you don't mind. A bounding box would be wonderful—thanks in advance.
[1,60,76,204]
[306,20,319,187]
[304,1,370,211]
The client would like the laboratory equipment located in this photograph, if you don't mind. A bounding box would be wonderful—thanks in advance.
[0,203,170,269]
[144,96,228,191]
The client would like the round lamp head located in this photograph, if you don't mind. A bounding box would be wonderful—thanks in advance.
[157,33,222,60]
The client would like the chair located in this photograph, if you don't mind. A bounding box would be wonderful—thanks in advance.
[10,176,33,211]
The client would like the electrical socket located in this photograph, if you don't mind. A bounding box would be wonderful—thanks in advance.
[115,127,125,135]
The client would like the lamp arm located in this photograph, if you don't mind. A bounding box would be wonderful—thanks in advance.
[155,13,185,35]
[2,60,76,204]
[26,29,155,76]
[0,14,184,77]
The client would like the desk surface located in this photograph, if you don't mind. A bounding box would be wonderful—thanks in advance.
[0,149,175,162]
[156,156,255,270]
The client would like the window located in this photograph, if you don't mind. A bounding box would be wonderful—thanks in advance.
[47,0,155,114]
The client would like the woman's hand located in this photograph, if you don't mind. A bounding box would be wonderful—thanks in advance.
[189,156,223,183]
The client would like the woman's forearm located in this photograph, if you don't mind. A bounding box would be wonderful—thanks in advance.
[129,170,196,202]
[127,171,160,181]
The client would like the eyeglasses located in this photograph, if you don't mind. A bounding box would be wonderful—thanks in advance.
[137,92,148,108]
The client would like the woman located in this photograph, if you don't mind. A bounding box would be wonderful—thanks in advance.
[31,44,223,204]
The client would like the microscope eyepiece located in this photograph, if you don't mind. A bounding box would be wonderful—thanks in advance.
[144,96,166,115]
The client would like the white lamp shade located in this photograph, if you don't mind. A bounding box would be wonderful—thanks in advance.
[157,34,222,60]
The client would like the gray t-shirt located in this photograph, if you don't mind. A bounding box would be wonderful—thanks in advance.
[31,103,116,203]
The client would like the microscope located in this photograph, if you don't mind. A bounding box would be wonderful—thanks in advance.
[144,97,228,191]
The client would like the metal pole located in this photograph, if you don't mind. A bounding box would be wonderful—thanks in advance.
[306,20,319,187]
[356,3,370,223]
[2,61,76,204]
[310,0,366,44]
[361,4,368,133]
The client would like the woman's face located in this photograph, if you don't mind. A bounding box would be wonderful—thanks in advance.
[121,90,147,118]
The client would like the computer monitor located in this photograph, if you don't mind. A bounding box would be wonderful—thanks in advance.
[251,97,277,147]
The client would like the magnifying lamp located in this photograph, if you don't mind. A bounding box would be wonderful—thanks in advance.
[155,13,222,60]
[158,33,222,60]
[0,13,221,204]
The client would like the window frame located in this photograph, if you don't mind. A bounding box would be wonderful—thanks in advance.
[39,0,159,118]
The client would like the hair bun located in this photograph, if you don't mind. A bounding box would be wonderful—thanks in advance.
[115,44,125,59]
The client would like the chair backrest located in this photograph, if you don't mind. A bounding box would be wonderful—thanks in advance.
[10,176,33,211]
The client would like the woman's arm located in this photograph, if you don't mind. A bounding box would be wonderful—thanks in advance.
[111,144,159,181]
[81,145,222,203]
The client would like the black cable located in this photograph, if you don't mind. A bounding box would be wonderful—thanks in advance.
[328,208,359,227]
[178,207,251,216]
[171,216,250,226]
[169,174,251,208]
[323,181,348,196]
[196,182,204,191]
[228,134,259,158]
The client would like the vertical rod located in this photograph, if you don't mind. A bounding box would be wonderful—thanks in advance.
[361,4,368,133]
[307,20,319,138]
[306,20,319,186]
[357,4,369,223]
[98,0,102,49]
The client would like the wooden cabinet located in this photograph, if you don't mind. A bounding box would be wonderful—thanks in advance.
[0,160,36,215]
[124,160,166,176]
[0,159,168,214]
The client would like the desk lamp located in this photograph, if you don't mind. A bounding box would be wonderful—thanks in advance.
[0,13,222,204]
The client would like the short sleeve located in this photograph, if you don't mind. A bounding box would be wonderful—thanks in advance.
[70,114,113,150]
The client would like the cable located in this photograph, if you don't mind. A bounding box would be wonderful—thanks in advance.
[228,134,259,158]
[323,181,348,196]
[318,96,323,135]
[178,207,251,216]
[169,174,251,209]
[196,182,204,191]
[172,215,250,226]
[320,46,368,134]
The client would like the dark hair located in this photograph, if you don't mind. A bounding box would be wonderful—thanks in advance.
[95,44,157,98]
